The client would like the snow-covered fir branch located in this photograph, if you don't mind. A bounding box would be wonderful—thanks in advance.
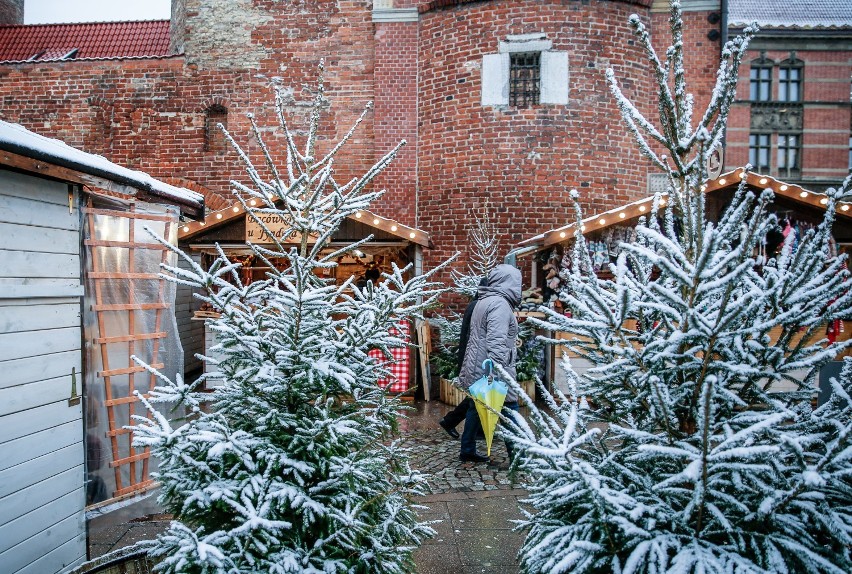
[505,2,852,573]
[131,63,451,574]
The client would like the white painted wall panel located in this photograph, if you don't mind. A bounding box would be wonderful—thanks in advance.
[0,350,80,390]
[0,442,82,499]
[0,376,76,417]
[0,512,84,574]
[0,467,84,541]
[0,302,80,333]
[0,169,70,205]
[0,419,81,472]
[0,222,78,254]
[0,193,78,230]
[15,532,86,574]
[0,251,80,279]
[0,326,81,362]
[0,169,85,574]
[0,400,81,444]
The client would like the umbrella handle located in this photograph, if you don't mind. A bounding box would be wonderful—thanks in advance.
[482,358,494,381]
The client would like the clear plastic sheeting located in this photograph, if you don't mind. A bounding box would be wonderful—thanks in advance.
[83,198,184,505]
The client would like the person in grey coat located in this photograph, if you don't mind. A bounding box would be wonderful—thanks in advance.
[457,263,522,463]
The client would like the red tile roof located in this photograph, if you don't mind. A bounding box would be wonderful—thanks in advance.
[0,20,174,63]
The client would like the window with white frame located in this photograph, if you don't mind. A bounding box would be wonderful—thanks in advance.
[778,61,803,102]
[749,133,771,172]
[750,64,772,102]
[482,33,568,107]
[777,133,800,178]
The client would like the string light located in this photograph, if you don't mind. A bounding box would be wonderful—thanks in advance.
[820,197,828,205]
[182,225,190,232]
[373,218,380,225]
[779,185,788,191]
[409,232,416,239]
[619,212,626,219]
[718,178,726,185]
[249,199,257,206]
[759,178,768,185]
[598,218,606,225]
[355,212,362,218]
[391,225,398,232]
[232,206,240,212]
[800,191,808,198]
[216,213,223,219]
[639,205,646,213]
[559,231,566,238]
[739,171,747,179]
[580,225,586,232]
[842,205,850,212]
[700,185,706,191]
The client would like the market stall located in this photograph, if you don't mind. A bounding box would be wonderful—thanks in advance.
[513,169,852,393]
[177,202,433,397]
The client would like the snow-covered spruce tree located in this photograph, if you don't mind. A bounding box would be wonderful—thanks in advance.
[451,206,500,299]
[131,65,452,573]
[431,207,500,379]
[504,3,852,573]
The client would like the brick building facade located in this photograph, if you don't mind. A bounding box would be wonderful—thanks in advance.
[0,0,849,281]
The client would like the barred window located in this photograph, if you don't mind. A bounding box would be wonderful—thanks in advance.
[749,133,771,172]
[777,134,800,179]
[509,52,540,108]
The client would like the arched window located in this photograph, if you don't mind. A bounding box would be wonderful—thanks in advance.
[204,105,228,153]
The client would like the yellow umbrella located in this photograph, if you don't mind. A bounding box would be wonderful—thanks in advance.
[468,359,509,456]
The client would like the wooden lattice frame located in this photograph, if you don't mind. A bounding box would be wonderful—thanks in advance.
[85,202,173,498]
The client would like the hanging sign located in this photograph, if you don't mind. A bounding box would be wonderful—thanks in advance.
[245,213,319,244]
[707,147,724,180]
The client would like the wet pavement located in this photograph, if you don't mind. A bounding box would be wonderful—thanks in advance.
[88,399,531,573]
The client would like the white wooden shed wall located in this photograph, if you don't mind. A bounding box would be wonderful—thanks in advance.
[0,169,86,574]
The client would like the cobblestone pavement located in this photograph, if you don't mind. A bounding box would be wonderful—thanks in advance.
[88,398,531,573]
[403,398,529,494]
[404,399,530,574]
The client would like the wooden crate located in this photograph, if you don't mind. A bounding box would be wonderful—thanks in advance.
[518,379,536,406]
[439,378,466,406]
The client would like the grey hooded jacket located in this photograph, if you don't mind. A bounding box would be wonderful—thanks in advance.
[458,264,522,403]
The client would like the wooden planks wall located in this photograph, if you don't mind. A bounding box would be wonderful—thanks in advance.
[0,170,86,574]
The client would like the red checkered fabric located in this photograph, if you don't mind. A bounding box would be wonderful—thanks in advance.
[369,320,410,393]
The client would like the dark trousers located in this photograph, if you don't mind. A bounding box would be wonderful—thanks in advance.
[460,400,521,458]
[443,396,474,428]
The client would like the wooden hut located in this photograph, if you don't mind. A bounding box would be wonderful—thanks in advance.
[0,120,203,574]
[513,169,852,393]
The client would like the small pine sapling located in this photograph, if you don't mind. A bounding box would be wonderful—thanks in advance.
[504,3,852,573]
[131,63,452,573]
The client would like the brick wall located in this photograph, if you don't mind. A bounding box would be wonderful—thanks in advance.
[373,20,419,226]
[0,0,23,26]
[416,0,660,280]
[0,0,381,216]
[727,45,852,188]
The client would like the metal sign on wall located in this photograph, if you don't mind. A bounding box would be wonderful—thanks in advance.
[245,213,318,244]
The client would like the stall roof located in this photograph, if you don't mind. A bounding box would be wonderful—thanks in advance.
[0,120,204,217]
[179,200,432,248]
[516,169,852,254]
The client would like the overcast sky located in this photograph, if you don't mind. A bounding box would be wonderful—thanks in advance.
[25,0,171,24]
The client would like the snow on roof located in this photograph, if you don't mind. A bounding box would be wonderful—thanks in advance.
[728,0,852,29]
[0,20,174,63]
[0,120,203,210]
